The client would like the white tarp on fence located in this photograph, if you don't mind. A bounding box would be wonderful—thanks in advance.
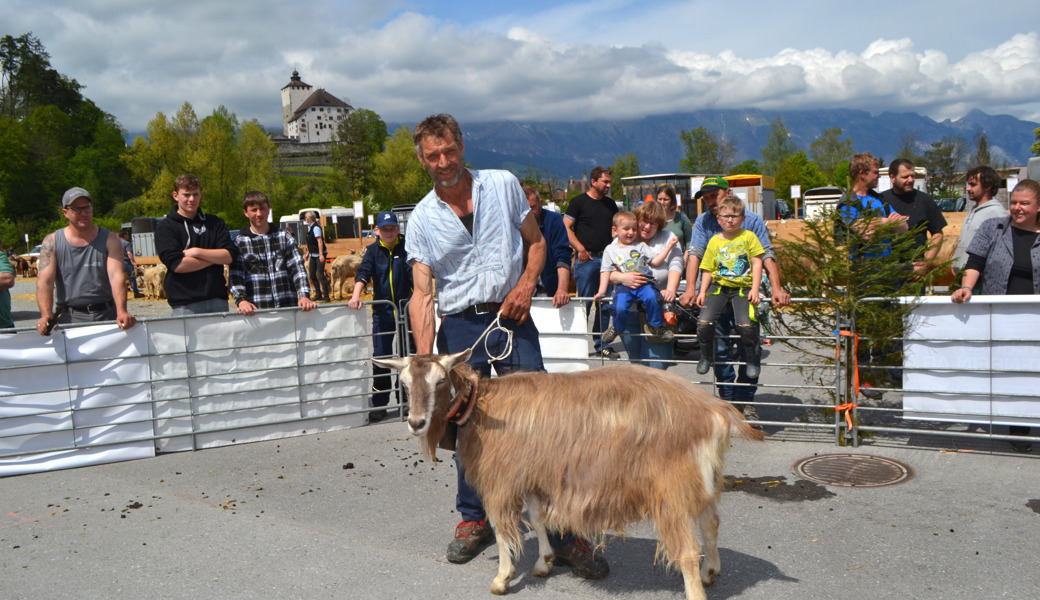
[1,307,372,477]
[903,296,1040,426]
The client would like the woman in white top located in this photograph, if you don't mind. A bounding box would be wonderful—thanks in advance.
[608,201,684,369]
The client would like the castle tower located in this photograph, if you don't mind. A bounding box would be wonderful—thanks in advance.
[281,70,313,136]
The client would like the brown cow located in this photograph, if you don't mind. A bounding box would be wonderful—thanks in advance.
[374,350,764,600]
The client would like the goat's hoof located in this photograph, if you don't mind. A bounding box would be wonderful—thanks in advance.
[702,568,719,586]
[533,555,554,577]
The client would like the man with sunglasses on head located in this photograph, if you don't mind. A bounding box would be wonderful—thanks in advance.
[35,187,137,335]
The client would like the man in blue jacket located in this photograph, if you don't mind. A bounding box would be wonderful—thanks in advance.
[525,186,571,307]
[348,211,413,421]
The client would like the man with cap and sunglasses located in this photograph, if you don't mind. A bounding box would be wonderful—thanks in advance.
[678,176,791,420]
[348,210,413,422]
[35,187,137,335]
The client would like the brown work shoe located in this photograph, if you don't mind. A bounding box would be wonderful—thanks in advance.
[553,538,609,579]
[446,520,494,564]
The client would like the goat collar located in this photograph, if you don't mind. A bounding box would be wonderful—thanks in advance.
[446,377,478,426]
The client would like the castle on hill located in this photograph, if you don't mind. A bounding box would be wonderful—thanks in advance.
[280,69,353,144]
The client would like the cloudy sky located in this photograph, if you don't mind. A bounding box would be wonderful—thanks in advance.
[5,0,1040,134]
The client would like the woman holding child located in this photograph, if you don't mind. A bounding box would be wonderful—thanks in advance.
[609,201,684,369]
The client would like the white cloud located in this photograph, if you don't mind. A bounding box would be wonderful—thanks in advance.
[2,1,1038,132]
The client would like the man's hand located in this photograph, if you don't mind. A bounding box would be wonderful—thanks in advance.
[500,280,535,323]
[347,295,363,310]
[661,289,676,303]
[575,248,591,263]
[771,287,791,307]
[35,315,52,336]
[237,300,258,316]
[678,288,697,308]
[552,287,570,308]
[298,296,317,311]
[116,310,137,330]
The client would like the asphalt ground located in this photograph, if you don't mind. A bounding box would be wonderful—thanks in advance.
[3,276,1039,599]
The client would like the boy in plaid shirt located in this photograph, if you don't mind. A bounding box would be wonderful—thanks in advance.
[229,191,316,315]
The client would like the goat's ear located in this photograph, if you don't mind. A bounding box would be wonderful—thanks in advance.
[439,348,472,371]
[372,357,410,371]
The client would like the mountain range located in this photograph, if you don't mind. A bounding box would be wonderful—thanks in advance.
[394,108,1039,179]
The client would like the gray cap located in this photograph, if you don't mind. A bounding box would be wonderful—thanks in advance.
[62,187,92,207]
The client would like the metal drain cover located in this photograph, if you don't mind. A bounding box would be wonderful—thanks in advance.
[792,454,914,488]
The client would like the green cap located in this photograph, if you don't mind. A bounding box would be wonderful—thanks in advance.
[700,176,730,192]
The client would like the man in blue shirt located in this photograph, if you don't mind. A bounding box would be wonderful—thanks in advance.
[406,113,606,579]
[838,153,908,258]
[525,186,571,307]
[678,176,791,418]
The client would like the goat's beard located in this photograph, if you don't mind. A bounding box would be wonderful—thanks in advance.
[420,418,447,462]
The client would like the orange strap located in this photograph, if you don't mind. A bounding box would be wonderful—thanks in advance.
[834,403,858,432]
[834,329,861,396]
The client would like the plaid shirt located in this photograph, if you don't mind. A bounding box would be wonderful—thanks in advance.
[229,228,311,309]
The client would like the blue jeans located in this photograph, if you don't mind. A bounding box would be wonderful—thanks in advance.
[436,310,572,546]
[308,255,330,298]
[123,262,140,293]
[171,297,230,317]
[714,303,757,402]
[615,283,664,327]
[371,315,413,408]
[618,310,673,370]
[574,256,611,351]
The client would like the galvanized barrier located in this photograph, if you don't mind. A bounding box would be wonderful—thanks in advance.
[843,295,1040,451]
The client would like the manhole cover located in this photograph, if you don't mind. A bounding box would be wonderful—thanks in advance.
[792,454,914,488]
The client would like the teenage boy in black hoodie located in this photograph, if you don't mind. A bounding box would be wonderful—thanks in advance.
[155,174,238,315]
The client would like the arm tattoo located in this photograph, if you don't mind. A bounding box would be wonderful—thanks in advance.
[38,235,55,272]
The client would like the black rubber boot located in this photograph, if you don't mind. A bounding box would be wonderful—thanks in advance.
[738,324,761,379]
[696,321,714,375]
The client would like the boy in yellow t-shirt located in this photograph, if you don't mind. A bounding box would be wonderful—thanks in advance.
[695,196,764,377]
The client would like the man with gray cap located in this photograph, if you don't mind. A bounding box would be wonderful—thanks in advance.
[35,187,136,335]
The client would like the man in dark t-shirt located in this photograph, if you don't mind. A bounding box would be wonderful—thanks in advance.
[564,166,618,356]
[880,158,946,274]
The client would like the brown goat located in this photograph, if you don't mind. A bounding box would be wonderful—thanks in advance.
[373,350,764,599]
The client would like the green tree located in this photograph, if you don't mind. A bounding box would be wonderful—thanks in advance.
[774,151,827,203]
[922,136,967,198]
[678,126,735,173]
[1033,127,1040,156]
[369,125,433,212]
[968,129,991,167]
[771,208,944,442]
[610,152,640,198]
[809,127,854,185]
[895,130,924,164]
[760,117,797,176]
[729,159,761,175]
[125,103,280,228]
[331,108,387,197]
[0,33,136,236]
